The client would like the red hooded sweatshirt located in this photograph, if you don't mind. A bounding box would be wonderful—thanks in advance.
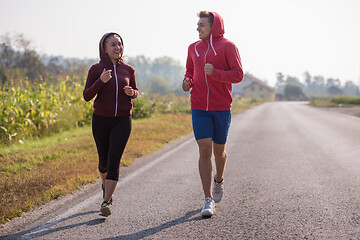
[83,32,138,117]
[184,12,243,111]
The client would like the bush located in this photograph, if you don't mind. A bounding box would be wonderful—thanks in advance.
[331,96,360,106]
[132,93,154,119]
[284,83,307,101]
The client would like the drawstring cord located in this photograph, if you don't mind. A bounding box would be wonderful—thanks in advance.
[210,34,217,56]
[194,34,217,57]
[195,41,201,57]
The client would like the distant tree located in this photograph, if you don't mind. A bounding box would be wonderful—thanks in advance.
[0,33,187,92]
[326,78,341,88]
[126,55,185,94]
[0,41,20,75]
[286,75,302,86]
[312,75,326,94]
[343,80,360,96]
[284,83,307,101]
[277,71,360,97]
[126,55,152,85]
[18,49,46,80]
[327,85,343,95]
[0,33,46,83]
[275,72,285,93]
[303,71,315,94]
[275,73,305,95]
[150,56,184,89]
[147,75,172,95]
[46,57,63,76]
[304,71,312,87]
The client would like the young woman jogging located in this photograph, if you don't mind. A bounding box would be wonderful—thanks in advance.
[83,32,138,217]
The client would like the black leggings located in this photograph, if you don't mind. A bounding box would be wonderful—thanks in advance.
[92,114,132,181]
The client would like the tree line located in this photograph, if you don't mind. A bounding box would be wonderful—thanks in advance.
[275,72,360,100]
[0,33,185,94]
[2,33,358,101]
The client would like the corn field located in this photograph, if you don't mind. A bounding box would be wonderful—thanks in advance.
[0,77,191,145]
[0,77,93,145]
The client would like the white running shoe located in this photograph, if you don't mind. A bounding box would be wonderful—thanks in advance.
[212,179,224,203]
[201,197,215,217]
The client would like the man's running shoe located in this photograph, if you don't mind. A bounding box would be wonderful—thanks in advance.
[100,200,112,217]
[212,179,224,203]
[201,197,215,217]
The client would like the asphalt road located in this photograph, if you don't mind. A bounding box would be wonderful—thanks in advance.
[2,101,360,239]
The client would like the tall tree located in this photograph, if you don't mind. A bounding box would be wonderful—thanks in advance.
[275,72,285,93]
[284,83,307,101]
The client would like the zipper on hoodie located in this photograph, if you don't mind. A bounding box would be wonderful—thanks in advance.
[204,41,210,111]
[113,64,118,116]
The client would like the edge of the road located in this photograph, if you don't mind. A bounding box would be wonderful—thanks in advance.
[0,105,260,238]
[0,133,195,237]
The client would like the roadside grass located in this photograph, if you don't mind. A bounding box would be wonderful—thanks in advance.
[0,113,192,224]
[0,97,259,224]
[309,95,360,107]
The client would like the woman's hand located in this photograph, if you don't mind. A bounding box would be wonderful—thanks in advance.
[123,86,134,97]
[100,68,112,83]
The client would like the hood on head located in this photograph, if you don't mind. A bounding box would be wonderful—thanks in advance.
[209,11,224,39]
[195,11,224,57]
[99,32,124,65]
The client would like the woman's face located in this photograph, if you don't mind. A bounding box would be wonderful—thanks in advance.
[104,35,123,63]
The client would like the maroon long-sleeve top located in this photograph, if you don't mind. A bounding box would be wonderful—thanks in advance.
[83,32,138,117]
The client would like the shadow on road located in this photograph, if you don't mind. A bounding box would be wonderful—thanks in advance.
[2,210,102,240]
[102,209,204,240]
[3,209,203,239]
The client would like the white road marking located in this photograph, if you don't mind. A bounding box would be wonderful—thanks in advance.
[20,137,194,239]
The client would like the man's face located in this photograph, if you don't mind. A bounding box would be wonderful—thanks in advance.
[197,17,212,40]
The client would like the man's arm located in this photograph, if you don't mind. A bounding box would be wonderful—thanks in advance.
[209,43,243,84]
[183,47,194,90]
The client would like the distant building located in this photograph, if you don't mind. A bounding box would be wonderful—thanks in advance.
[233,73,275,100]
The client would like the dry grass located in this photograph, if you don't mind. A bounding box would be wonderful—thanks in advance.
[0,99,257,224]
[0,113,191,224]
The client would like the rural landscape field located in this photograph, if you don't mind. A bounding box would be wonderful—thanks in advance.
[1,32,360,224]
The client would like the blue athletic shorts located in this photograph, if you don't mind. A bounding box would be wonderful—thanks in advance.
[191,110,231,144]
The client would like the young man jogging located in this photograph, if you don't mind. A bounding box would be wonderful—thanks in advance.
[182,11,243,217]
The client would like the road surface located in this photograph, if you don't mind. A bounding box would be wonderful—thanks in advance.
[1,102,360,239]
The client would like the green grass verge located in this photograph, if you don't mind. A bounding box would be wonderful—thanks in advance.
[0,98,259,224]
[309,96,360,107]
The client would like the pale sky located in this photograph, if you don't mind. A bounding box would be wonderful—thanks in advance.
[1,0,359,87]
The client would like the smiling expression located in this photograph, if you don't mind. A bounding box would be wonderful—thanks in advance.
[104,35,123,64]
[197,17,212,40]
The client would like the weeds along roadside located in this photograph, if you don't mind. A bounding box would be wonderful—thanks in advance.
[308,95,360,108]
[0,113,193,224]
[0,81,259,224]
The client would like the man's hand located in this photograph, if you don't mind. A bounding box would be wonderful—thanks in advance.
[204,63,213,76]
[182,78,191,92]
